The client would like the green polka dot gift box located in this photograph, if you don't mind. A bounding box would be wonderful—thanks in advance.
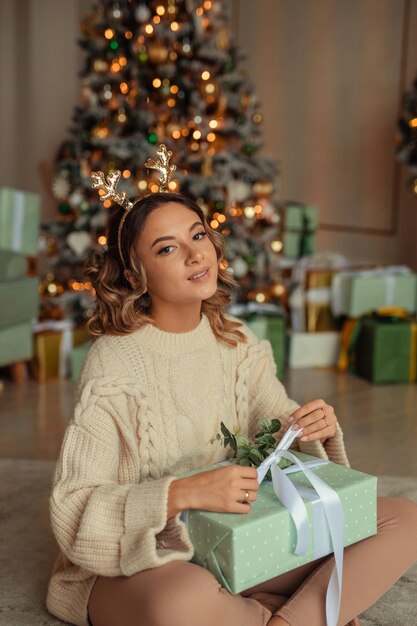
[183,454,377,594]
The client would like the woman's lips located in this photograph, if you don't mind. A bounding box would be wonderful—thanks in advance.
[187,268,209,281]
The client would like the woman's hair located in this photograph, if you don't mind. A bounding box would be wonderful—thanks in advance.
[85,192,247,347]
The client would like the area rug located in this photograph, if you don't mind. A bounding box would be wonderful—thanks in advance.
[0,459,416,626]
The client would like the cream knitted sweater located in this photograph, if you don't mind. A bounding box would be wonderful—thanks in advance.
[46,314,348,626]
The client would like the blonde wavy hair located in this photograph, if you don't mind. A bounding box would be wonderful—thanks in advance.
[85,192,247,347]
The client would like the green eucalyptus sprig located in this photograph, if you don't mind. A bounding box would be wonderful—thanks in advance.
[214,418,294,479]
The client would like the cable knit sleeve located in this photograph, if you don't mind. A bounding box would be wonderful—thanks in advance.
[50,348,193,578]
[236,324,349,467]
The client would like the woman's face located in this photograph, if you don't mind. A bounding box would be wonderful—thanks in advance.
[135,202,219,313]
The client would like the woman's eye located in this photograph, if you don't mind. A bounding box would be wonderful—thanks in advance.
[194,231,207,240]
[157,245,174,255]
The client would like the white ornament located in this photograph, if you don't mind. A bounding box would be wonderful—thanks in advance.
[227,180,251,204]
[134,4,151,22]
[52,176,70,200]
[67,231,91,257]
[69,190,84,208]
[232,256,249,279]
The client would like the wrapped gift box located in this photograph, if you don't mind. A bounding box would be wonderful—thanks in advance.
[228,303,286,379]
[186,455,377,594]
[280,205,317,259]
[30,321,90,382]
[0,187,41,256]
[354,317,417,383]
[288,331,341,368]
[331,268,417,317]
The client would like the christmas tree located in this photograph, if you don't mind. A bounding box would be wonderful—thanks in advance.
[41,0,285,323]
[397,73,417,194]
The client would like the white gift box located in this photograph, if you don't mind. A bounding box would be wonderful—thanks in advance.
[288,331,340,368]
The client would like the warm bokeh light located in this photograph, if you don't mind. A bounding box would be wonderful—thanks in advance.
[98,236,107,245]
[201,70,211,80]
[207,132,216,142]
[153,78,162,88]
[122,169,131,178]
[145,24,154,34]
[120,82,129,94]
[210,219,219,229]
[156,5,165,15]
[104,29,114,39]
[171,21,179,31]
[193,130,202,140]
[138,180,148,190]
[172,130,181,139]
[271,240,283,253]
[209,119,218,128]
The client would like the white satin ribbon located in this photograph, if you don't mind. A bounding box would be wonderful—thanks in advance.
[12,191,25,252]
[257,428,344,626]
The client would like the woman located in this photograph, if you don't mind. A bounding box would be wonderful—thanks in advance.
[47,169,417,626]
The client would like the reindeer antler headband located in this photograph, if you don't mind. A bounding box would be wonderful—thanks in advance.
[91,144,177,267]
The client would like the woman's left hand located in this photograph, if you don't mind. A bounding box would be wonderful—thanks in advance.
[287,399,337,443]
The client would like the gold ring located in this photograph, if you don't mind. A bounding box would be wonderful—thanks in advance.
[245,491,250,501]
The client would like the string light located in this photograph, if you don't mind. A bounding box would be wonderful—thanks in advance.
[122,169,131,178]
[209,119,218,128]
[153,78,162,88]
[145,24,154,34]
[170,85,179,94]
[193,130,202,139]
[409,118,417,128]
[103,199,112,208]
[156,5,165,15]
[196,7,204,16]
[125,31,133,39]
[138,180,148,190]
[171,21,179,31]
[210,219,219,228]
[271,240,283,253]
[153,15,161,24]
[120,82,129,94]
[98,235,107,245]
[172,130,181,139]
[201,70,211,80]
[104,29,115,39]
[207,132,216,142]
[167,98,176,107]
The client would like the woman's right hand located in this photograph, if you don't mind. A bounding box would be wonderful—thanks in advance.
[168,465,259,518]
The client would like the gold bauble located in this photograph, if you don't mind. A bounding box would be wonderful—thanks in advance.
[93,58,108,73]
[252,181,273,198]
[148,42,169,64]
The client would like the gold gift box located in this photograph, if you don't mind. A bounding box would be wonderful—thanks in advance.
[30,325,90,382]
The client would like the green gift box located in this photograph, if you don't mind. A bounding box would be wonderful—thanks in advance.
[331,272,417,317]
[280,205,317,259]
[245,315,286,380]
[354,316,417,383]
[229,304,286,379]
[0,187,41,256]
[186,455,377,594]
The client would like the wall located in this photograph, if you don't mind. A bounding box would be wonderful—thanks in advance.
[1,0,416,268]
[231,0,417,268]
[0,0,92,215]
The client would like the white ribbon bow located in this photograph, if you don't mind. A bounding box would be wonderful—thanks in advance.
[256,428,345,626]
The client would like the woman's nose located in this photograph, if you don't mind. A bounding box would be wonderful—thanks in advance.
[186,247,203,264]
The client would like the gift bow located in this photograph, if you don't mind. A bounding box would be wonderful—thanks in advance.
[256,428,344,626]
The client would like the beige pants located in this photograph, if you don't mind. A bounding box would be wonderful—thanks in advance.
[88,497,417,626]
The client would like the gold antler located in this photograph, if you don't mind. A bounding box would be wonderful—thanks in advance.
[91,170,134,210]
[145,144,177,192]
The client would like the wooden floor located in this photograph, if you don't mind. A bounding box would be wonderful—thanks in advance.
[0,367,416,476]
